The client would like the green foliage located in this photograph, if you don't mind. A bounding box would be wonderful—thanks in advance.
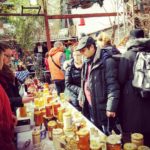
[9,16,45,50]
[0,0,45,51]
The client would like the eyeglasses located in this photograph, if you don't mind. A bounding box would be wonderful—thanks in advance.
[4,54,12,59]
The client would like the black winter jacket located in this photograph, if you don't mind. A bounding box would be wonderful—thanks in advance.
[119,38,150,133]
[79,47,120,128]
[65,59,82,110]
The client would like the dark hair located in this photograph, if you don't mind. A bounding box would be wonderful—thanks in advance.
[130,29,144,39]
[86,37,97,50]
[0,41,10,54]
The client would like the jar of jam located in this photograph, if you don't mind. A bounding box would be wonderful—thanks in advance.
[48,120,57,140]
[131,133,144,147]
[34,110,43,126]
[106,134,122,150]
[45,104,52,117]
[53,102,61,117]
[123,143,138,150]
[77,128,90,150]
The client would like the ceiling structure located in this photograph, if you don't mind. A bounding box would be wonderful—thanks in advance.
[0,0,118,49]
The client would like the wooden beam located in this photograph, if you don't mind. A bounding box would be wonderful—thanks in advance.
[0,13,44,16]
[47,12,118,19]
[0,12,118,18]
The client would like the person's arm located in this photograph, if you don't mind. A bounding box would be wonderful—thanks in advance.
[105,58,120,117]
[60,53,66,70]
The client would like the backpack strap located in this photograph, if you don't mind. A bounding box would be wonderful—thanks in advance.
[51,56,61,70]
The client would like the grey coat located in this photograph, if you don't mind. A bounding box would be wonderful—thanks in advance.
[79,47,120,127]
[119,38,150,133]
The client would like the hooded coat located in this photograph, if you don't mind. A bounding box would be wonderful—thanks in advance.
[79,46,120,128]
[118,38,150,133]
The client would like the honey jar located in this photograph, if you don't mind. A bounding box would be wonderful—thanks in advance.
[131,133,144,147]
[57,107,65,122]
[63,112,72,130]
[32,129,41,145]
[77,128,90,150]
[90,143,103,150]
[138,145,150,150]
[43,115,54,130]
[47,95,52,104]
[34,110,43,126]
[48,120,57,140]
[53,128,63,150]
[45,104,52,117]
[53,102,61,117]
[19,106,27,117]
[106,134,122,150]
[123,143,138,150]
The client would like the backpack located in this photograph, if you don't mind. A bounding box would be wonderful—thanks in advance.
[132,51,150,98]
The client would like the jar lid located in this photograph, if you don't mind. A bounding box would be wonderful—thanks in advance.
[32,129,40,136]
[53,128,63,135]
[77,127,89,136]
[138,146,150,150]
[34,111,41,115]
[63,112,71,117]
[123,143,137,150]
[131,133,143,140]
[106,134,121,144]
[48,120,57,127]
[90,143,102,149]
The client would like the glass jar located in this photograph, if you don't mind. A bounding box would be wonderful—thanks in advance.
[32,129,41,145]
[45,104,52,117]
[43,115,54,130]
[47,95,52,104]
[53,128,63,150]
[138,145,150,150]
[47,120,57,140]
[34,110,43,126]
[63,112,72,130]
[19,106,27,117]
[131,133,144,147]
[77,128,90,150]
[53,102,61,117]
[123,143,138,150]
[106,134,122,150]
[57,107,65,122]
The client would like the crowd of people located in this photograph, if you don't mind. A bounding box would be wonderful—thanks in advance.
[0,28,150,149]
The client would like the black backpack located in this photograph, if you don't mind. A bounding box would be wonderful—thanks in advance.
[132,51,150,98]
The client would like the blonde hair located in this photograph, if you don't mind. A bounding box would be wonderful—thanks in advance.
[97,32,111,47]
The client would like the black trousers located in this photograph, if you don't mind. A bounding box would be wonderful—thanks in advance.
[54,80,65,96]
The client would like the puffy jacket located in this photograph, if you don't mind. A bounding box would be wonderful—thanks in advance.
[65,59,82,109]
[79,47,120,127]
